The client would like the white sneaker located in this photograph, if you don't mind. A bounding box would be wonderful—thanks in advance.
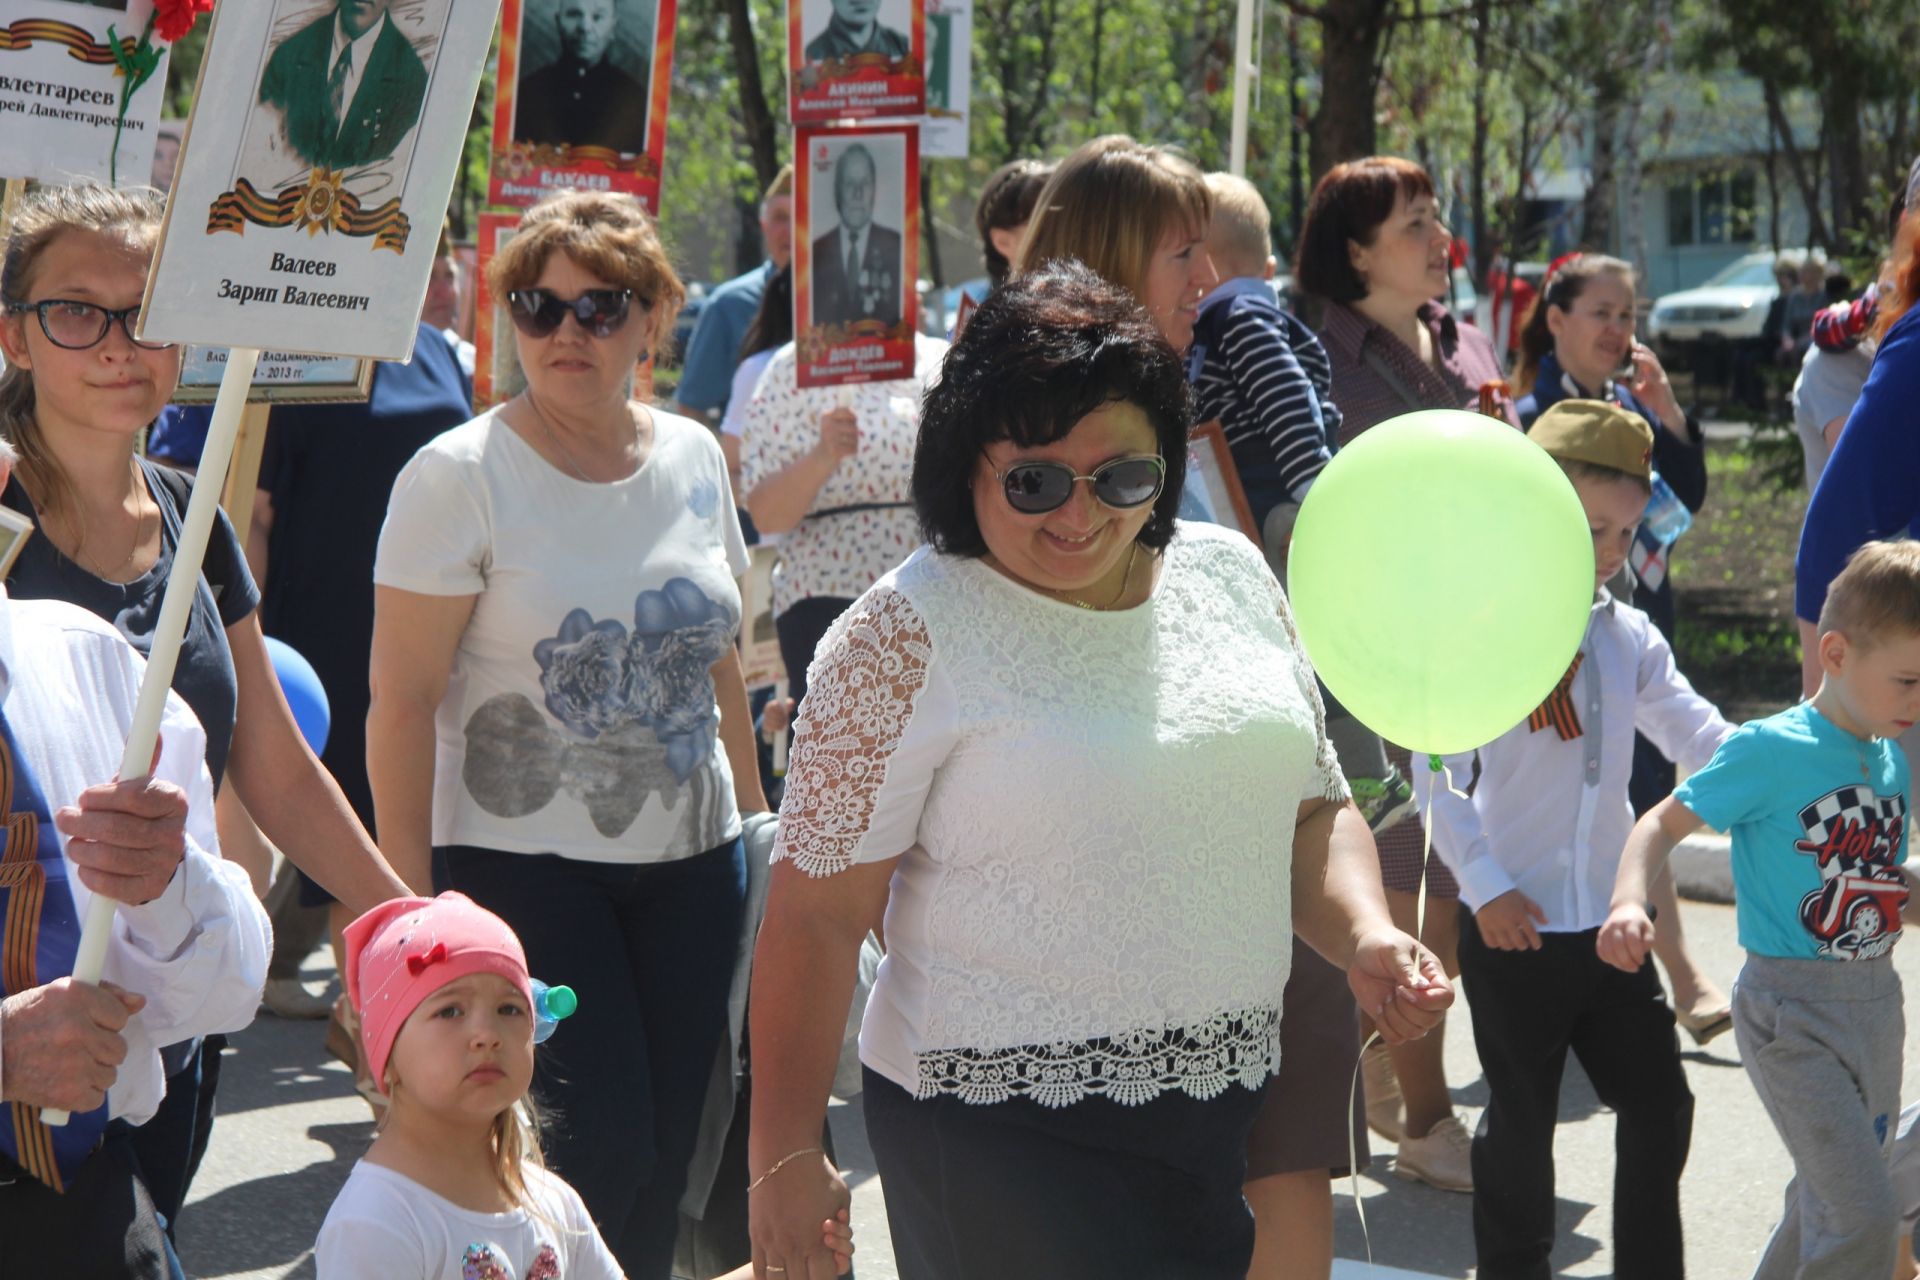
[1392,1114,1473,1192]
[1361,1039,1405,1142]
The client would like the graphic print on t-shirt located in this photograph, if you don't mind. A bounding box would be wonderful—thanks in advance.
[460,578,736,845]
[463,1239,561,1279]
[1794,783,1909,959]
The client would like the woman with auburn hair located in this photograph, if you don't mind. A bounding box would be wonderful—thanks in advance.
[1294,154,1516,1197]
[367,189,767,1278]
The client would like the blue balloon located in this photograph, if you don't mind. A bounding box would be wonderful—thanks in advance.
[265,636,330,755]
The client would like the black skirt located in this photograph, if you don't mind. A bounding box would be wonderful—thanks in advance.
[863,1064,1266,1279]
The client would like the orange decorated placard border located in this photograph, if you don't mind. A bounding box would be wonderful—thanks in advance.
[788,0,925,125]
[488,0,678,211]
[793,122,919,390]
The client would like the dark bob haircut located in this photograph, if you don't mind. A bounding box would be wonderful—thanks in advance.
[1294,156,1437,304]
[913,259,1193,557]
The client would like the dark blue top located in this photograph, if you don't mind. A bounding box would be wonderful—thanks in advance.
[258,325,473,827]
[4,459,260,787]
[1796,306,1920,624]
[675,261,775,414]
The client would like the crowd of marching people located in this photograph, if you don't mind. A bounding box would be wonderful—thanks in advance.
[6,133,1920,1280]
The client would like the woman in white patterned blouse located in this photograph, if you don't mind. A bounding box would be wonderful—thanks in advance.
[743,264,1452,1280]
[739,331,948,702]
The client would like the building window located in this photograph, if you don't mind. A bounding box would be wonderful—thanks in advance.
[1667,170,1758,247]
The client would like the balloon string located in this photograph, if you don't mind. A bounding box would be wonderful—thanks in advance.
[1346,753,1467,1270]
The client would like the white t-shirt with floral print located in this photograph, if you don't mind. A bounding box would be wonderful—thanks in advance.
[738,333,947,617]
[375,408,749,864]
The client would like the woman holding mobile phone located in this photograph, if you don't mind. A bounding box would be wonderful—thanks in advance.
[1511,253,1728,1043]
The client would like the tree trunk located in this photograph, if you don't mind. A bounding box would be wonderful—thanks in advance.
[1620,0,1666,279]
[1287,7,1306,245]
[721,0,779,194]
[1581,75,1623,252]
[1469,0,1490,283]
[1762,80,1834,251]
[920,169,944,288]
[1308,0,1392,184]
[1825,75,1869,243]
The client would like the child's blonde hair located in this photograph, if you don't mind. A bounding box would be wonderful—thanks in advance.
[1818,540,1920,650]
[0,183,167,523]
[1202,173,1271,275]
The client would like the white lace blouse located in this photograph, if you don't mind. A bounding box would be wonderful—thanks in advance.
[772,521,1349,1108]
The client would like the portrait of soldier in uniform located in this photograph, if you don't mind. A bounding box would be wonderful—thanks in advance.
[257,0,430,172]
[811,142,903,329]
[805,0,910,62]
[514,0,652,155]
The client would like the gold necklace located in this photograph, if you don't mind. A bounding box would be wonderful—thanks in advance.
[47,460,152,582]
[1054,543,1139,611]
[524,389,636,483]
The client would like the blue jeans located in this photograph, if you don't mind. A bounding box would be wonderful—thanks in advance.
[436,838,747,1279]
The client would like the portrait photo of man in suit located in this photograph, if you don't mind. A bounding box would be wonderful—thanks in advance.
[805,0,910,62]
[811,142,903,329]
[257,0,430,173]
[513,0,652,155]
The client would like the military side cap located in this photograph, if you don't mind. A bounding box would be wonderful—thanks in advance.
[1529,399,1654,481]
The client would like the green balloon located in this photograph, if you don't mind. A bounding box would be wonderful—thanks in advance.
[1286,409,1595,756]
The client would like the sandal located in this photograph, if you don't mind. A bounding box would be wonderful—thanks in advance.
[328,994,388,1119]
[1676,1003,1733,1046]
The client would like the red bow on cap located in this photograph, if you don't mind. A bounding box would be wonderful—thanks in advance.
[406,941,449,976]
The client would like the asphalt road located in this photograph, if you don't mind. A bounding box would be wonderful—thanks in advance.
[179,897,1913,1278]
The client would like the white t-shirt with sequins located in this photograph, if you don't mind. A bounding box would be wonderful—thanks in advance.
[318,1161,621,1280]
[772,521,1349,1108]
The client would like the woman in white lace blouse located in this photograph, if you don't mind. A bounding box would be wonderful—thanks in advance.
[744,264,1452,1279]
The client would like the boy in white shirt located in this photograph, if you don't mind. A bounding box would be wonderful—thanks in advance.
[1420,399,1732,1280]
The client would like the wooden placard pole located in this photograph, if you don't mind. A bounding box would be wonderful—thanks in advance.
[219,403,273,534]
[43,345,263,1127]
[0,178,26,246]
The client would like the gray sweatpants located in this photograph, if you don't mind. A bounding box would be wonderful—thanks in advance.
[1735,953,1905,1280]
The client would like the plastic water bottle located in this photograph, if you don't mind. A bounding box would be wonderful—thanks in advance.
[531,979,578,1045]
[1641,472,1693,546]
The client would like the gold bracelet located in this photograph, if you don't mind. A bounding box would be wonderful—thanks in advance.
[747,1146,825,1192]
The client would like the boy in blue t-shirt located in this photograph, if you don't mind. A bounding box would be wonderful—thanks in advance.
[1602,538,1920,1280]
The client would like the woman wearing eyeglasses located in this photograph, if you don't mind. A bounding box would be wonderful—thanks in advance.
[0,182,411,1228]
[745,262,1451,1280]
[366,189,766,1278]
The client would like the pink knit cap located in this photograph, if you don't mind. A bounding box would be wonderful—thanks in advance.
[343,892,533,1096]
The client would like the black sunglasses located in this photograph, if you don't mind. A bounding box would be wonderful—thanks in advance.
[7,298,175,351]
[996,455,1166,515]
[505,288,644,339]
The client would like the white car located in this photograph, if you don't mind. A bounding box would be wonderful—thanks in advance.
[1646,253,1781,346]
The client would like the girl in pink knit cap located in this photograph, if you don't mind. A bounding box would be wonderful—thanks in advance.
[315,891,624,1279]
[316,893,850,1279]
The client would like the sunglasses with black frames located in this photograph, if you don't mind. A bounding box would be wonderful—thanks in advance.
[6,298,175,351]
[995,455,1167,515]
[506,287,646,340]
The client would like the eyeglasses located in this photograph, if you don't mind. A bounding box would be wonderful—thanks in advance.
[6,298,175,351]
[996,455,1166,515]
[505,288,643,339]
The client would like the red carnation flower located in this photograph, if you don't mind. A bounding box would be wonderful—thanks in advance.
[153,0,214,44]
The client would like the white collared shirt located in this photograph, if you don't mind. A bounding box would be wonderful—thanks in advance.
[1416,591,1733,930]
[328,11,389,118]
[840,224,869,277]
[0,589,269,1124]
